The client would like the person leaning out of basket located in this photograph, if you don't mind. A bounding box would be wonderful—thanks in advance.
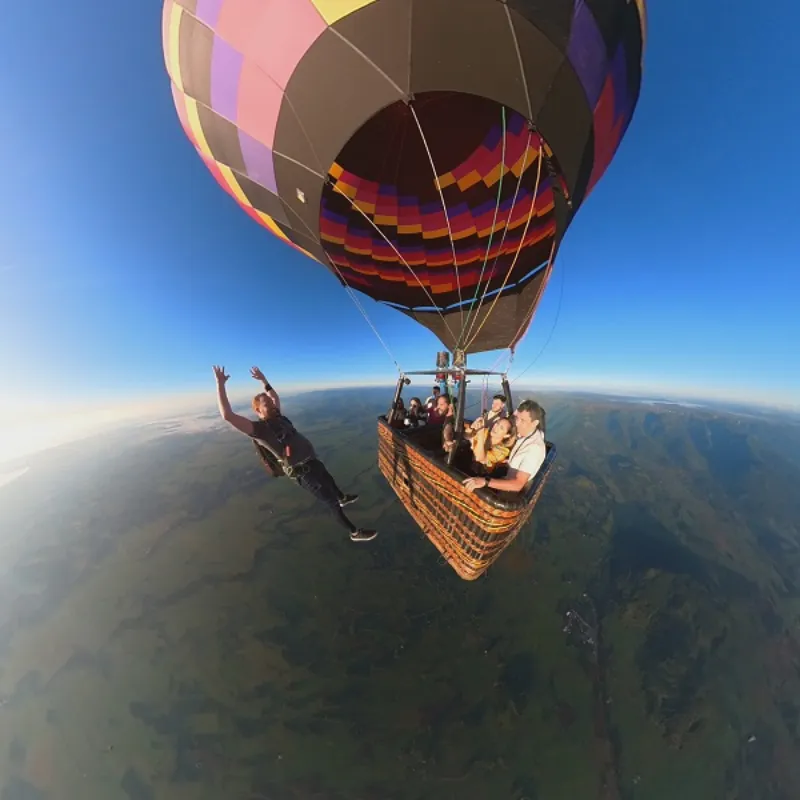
[462,400,546,494]
[469,416,516,476]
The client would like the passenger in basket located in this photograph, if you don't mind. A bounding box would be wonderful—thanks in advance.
[470,417,516,476]
[462,399,546,494]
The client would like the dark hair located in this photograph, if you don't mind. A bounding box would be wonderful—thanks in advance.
[492,393,506,403]
[517,399,546,434]
[495,417,517,447]
[432,386,441,393]
[409,397,422,406]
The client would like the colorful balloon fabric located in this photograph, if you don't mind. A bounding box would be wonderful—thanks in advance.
[163,0,645,353]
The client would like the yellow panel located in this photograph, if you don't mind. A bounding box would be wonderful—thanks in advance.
[484,164,505,187]
[478,220,506,238]
[457,170,482,192]
[185,97,212,158]
[422,227,449,240]
[374,214,398,226]
[508,213,529,232]
[350,264,379,276]
[167,2,184,92]
[431,283,453,294]
[511,147,538,178]
[334,180,357,199]
[320,232,345,245]
[397,224,422,234]
[328,162,344,179]
[353,200,376,215]
[217,164,251,207]
[436,173,456,190]
[452,226,477,241]
[538,198,554,215]
[311,0,376,25]
[256,211,290,242]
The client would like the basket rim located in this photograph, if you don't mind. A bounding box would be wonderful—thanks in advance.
[377,416,556,512]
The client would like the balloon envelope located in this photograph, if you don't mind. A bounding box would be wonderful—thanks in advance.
[163,0,645,353]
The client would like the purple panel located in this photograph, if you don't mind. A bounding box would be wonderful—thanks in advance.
[196,0,223,27]
[239,130,277,193]
[211,36,243,122]
[609,44,631,124]
[567,1,607,109]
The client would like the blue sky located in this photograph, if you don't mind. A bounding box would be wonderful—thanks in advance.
[0,0,798,421]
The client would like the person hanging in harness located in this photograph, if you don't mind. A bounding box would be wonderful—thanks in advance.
[213,365,377,543]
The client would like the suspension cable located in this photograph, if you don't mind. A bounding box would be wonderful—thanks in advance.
[464,144,543,351]
[462,130,534,347]
[409,103,465,344]
[461,106,507,340]
[489,348,512,374]
[329,181,458,346]
[509,249,566,384]
[327,260,403,374]
[508,242,557,353]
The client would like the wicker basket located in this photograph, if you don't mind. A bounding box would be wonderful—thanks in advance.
[377,418,556,580]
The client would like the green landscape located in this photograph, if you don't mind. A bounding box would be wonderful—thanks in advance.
[1,388,798,800]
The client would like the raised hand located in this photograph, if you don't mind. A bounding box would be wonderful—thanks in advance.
[250,366,266,383]
[213,365,230,384]
[470,416,486,431]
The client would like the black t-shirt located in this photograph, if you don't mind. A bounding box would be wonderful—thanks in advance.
[249,415,316,467]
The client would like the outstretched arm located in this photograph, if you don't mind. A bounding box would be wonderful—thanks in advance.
[463,469,529,494]
[251,366,280,412]
[214,366,254,436]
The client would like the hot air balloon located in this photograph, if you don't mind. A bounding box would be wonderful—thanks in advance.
[162,0,645,580]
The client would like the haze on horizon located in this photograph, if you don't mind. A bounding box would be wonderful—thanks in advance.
[1,376,796,472]
[1,0,798,454]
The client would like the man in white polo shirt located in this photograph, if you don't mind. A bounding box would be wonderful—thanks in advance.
[462,399,546,494]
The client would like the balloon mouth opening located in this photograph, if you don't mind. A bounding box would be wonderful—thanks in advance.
[318,91,565,311]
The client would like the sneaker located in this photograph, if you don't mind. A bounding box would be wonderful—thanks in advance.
[339,493,359,507]
[350,529,377,542]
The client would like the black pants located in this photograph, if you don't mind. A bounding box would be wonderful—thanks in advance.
[295,459,356,533]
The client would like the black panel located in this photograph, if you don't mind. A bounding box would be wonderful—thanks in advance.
[571,127,596,211]
[507,7,567,121]
[196,105,247,175]
[535,61,594,199]
[272,153,326,245]
[620,2,645,102]
[504,0,575,51]
[410,0,529,119]
[277,221,334,270]
[585,0,628,54]
[178,10,213,108]
[235,173,290,225]
[331,0,412,96]
[272,97,325,176]
[278,27,405,173]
